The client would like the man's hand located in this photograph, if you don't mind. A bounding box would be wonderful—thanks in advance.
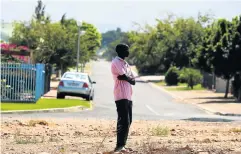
[128,79,136,85]
[117,74,136,85]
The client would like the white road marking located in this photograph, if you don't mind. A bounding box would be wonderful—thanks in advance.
[164,113,174,116]
[145,105,160,116]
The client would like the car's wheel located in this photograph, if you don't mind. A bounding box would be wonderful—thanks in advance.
[90,94,94,100]
[57,93,65,99]
[85,95,91,101]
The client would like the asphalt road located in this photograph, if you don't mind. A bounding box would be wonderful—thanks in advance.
[2,60,241,122]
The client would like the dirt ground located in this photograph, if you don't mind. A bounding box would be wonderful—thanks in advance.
[1,118,241,154]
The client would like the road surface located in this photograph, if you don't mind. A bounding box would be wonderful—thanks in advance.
[2,60,241,122]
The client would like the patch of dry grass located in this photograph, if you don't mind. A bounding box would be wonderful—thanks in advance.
[229,128,241,133]
[151,126,170,136]
[48,134,59,142]
[14,129,44,144]
[28,120,49,127]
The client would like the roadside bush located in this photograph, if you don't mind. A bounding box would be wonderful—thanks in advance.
[165,66,179,86]
[179,68,202,89]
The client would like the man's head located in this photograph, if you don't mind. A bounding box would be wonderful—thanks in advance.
[116,43,129,59]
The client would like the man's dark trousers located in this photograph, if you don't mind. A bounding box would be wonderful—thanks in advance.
[115,99,132,148]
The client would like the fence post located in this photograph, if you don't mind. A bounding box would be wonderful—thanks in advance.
[35,64,42,102]
[41,64,45,96]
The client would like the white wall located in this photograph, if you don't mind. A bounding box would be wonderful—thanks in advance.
[215,77,227,93]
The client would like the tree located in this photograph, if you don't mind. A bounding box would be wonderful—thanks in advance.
[165,66,179,86]
[80,22,102,65]
[165,17,204,68]
[101,28,123,47]
[34,0,50,23]
[126,16,204,75]
[127,25,161,74]
[101,28,126,60]
[179,68,202,89]
[212,19,235,98]
[197,16,241,99]
[230,16,241,101]
[10,1,102,76]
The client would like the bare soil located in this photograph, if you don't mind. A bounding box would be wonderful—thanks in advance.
[1,118,241,154]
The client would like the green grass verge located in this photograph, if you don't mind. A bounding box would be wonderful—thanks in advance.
[1,99,91,111]
[154,81,205,91]
[154,81,166,86]
[166,84,205,91]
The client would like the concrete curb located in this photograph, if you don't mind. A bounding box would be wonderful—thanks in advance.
[196,105,241,117]
[148,82,241,117]
[1,105,89,114]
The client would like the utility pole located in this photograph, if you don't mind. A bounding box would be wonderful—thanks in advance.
[76,21,85,72]
[76,25,81,72]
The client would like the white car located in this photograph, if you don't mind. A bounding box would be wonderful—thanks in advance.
[57,72,96,100]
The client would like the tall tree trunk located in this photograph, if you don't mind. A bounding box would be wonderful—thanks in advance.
[56,69,59,78]
[224,79,230,98]
[238,87,241,102]
[238,73,241,102]
[60,63,64,76]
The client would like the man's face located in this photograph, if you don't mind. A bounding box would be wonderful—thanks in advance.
[123,50,129,58]
[116,44,130,58]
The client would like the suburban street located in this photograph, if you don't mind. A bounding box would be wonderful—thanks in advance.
[2,60,241,122]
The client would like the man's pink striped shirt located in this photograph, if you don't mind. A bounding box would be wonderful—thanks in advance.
[111,57,133,101]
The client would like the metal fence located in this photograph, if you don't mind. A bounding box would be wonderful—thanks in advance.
[1,63,45,102]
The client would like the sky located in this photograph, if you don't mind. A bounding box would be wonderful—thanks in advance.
[1,0,241,32]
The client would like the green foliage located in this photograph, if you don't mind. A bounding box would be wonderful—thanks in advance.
[80,22,102,63]
[9,0,101,75]
[196,16,241,98]
[165,66,179,86]
[100,13,241,100]
[151,126,169,136]
[179,68,202,89]
[101,14,214,75]
[101,27,122,47]
[126,16,205,74]
[101,28,127,60]
[1,54,23,63]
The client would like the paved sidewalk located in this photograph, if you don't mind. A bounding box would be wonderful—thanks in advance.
[137,73,241,116]
[197,103,241,116]
[43,89,57,98]
[140,75,165,82]
[154,84,241,116]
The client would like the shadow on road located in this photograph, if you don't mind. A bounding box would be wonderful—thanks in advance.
[183,117,234,122]
[198,100,238,104]
[192,96,235,100]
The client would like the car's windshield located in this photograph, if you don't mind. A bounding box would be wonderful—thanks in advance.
[63,73,87,80]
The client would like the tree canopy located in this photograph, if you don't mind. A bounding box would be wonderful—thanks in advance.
[9,0,102,74]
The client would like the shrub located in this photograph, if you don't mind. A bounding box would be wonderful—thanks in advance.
[165,66,179,86]
[179,68,202,89]
[151,126,170,136]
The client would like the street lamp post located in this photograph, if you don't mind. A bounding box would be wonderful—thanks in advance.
[24,22,31,64]
[76,25,81,72]
[76,22,85,72]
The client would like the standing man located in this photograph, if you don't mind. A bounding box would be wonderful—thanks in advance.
[111,44,136,152]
